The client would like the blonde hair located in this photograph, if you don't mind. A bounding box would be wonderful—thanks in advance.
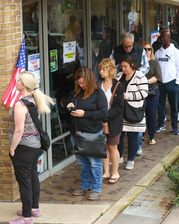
[141,41,155,60]
[19,71,54,114]
[98,58,116,79]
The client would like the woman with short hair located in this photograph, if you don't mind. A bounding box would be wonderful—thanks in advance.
[98,58,124,184]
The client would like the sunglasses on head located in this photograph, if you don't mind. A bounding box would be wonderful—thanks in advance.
[144,48,152,51]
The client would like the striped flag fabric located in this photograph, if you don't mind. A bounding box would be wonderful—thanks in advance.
[2,37,26,107]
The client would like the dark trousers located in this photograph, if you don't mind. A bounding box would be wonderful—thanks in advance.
[178,86,179,111]
[158,80,178,129]
[10,145,40,217]
[146,88,160,139]
[118,132,138,161]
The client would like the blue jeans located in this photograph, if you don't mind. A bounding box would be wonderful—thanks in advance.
[70,130,103,192]
[118,132,138,161]
[158,80,178,129]
[137,132,143,149]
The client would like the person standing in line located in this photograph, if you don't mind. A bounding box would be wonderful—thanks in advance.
[116,55,148,170]
[114,32,150,157]
[9,71,54,224]
[98,58,124,184]
[152,25,179,54]
[141,41,162,145]
[67,66,108,200]
[155,29,179,135]
[152,26,179,124]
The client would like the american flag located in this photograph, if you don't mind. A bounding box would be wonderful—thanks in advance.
[2,37,26,107]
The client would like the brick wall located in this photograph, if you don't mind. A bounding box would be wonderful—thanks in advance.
[0,0,22,201]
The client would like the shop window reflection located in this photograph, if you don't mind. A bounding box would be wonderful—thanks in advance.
[22,1,39,60]
[171,8,179,44]
[123,0,142,45]
[47,1,83,165]
[91,0,117,63]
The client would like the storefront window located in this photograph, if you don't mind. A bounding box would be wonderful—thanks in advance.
[22,0,40,86]
[91,0,117,66]
[47,1,84,166]
[123,0,142,45]
[22,0,48,174]
[148,2,163,41]
[168,7,179,44]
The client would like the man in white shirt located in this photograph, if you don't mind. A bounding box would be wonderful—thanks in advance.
[155,29,179,135]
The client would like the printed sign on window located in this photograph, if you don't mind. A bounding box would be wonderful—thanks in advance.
[150,30,160,45]
[63,41,76,63]
[28,53,40,87]
[50,49,58,72]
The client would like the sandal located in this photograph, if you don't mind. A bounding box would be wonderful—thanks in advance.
[149,139,156,145]
[102,176,110,181]
[108,176,120,184]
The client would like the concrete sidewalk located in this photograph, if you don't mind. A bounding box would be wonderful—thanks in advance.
[0,145,178,224]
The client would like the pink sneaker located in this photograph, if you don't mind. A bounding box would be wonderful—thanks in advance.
[17,209,40,217]
[9,217,33,224]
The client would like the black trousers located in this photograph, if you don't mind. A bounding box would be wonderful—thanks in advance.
[10,145,41,217]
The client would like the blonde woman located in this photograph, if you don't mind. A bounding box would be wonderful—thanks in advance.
[141,41,162,145]
[9,71,54,224]
[98,58,124,184]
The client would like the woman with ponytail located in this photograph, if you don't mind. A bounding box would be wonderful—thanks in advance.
[9,71,54,224]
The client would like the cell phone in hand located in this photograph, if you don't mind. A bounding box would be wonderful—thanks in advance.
[68,107,76,112]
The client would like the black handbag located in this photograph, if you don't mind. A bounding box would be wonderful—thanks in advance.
[21,99,50,151]
[74,131,107,158]
[148,84,156,96]
[124,100,145,123]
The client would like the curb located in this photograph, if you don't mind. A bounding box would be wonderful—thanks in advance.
[93,145,179,224]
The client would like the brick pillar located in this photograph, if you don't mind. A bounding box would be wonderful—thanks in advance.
[0,0,22,201]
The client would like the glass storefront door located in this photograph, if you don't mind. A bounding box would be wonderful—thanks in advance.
[23,0,40,78]
[123,0,143,45]
[91,0,117,67]
[22,0,48,175]
[47,0,85,167]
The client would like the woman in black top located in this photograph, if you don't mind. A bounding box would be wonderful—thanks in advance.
[98,58,124,184]
[67,66,107,200]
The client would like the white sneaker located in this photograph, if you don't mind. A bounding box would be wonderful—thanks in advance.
[119,157,123,164]
[125,161,134,170]
[136,147,143,156]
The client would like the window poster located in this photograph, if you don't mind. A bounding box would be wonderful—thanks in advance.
[63,41,76,63]
[28,53,40,86]
[50,49,58,72]
[150,30,160,45]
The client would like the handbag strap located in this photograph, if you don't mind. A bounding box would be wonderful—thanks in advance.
[21,98,42,133]
[109,81,120,108]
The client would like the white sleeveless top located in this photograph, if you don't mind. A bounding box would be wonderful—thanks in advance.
[101,82,112,110]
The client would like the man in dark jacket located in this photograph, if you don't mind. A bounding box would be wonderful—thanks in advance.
[152,26,179,53]
[114,32,149,75]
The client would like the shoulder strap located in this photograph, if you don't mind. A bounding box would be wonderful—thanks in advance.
[109,81,120,107]
[21,98,42,133]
